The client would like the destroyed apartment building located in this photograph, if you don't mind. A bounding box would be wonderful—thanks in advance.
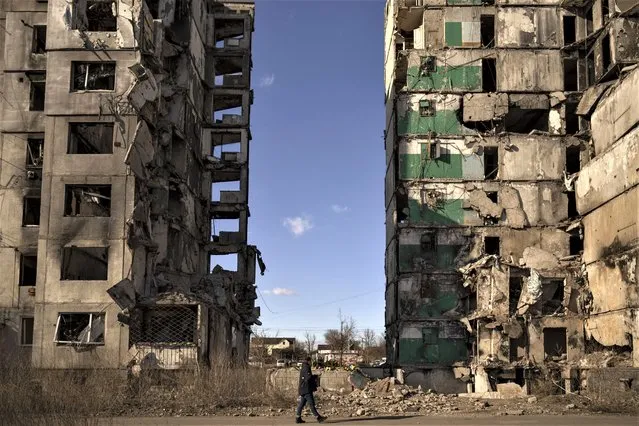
[0,0,264,370]
[384,0,639,393]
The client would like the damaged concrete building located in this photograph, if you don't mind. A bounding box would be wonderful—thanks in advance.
[0,0,263,370]
[384,0,639,393]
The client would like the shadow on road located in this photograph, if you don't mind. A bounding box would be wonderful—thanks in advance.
[326,415,419,423]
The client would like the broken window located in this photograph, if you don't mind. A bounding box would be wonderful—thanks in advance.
[77,1,117,32]
[64,185,111,217]
[565,104,580,135]
[483,147,498,180]
[32,25,46,54]
[483,192,499,225]
[484,236,500,255]
[480,15,495,48]
[147,0,160,19]
[564,58,578,92]
[482,59,497,92]
[509,335,526,362]
[421,56,437,73]
[505,107,549,133]
[54,313,105,345]
[168,188,182,216]
[586,6,593,34]
[399,30,414,50]
[419,100,435,117]
[21,317,34,346]
[601,34,611,72]
[543,327,567,359]
[486,191,498,203]
[569,234,583,255]
[565,146,581,174]
[68,122,114,154]
[26,137,44,167]
[567,191,578,218]
[542,280,564,314]
[130,306,198,345]
[210,253,238,272]
[586,52,596,86]
[22,197,41,226]
[71,62,115,92]
[19,255,37,286]
[61,247,108,280]
[509,276,523,315]
[28,72,46,111]
[563,16,576,45]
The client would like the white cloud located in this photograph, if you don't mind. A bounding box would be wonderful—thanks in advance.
[271,287,296,296]
[282,215,313,237]
[331,204,350,214]
[259,74,275,87]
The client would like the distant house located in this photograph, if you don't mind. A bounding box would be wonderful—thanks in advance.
[252,337,296,357]
[316,343,362,365]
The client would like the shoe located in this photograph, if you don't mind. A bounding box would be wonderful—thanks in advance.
[295,417,306,424]
[316,416,327,423]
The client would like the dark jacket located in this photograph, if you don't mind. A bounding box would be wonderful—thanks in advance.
[298,361,315,396]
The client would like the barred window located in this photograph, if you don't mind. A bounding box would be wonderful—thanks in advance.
[130,306,198,345]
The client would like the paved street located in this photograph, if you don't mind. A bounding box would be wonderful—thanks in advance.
[105,415,638,426]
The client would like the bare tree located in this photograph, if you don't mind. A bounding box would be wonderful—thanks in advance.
[323,310,357,366]
[360,328,377,364]
[304,331,316,358]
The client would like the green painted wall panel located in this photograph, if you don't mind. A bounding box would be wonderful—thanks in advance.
[445,22,462,47]
[397,110,463,136]
[398,338,468,365]
[406,65,481,92]
[399,152,464,179]
[408,199,464,225]
[398,244,462,272]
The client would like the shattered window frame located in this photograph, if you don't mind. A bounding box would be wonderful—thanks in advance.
[32,25,47,54]
[71,62,116,92]
[63,184,112,217]
[68,122,114,154]
[60,246,109,281]
[54,312,105,345]
[74,0,118,32]
[26,136,44,167]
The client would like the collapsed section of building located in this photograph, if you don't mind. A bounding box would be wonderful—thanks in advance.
[0,0,262,370]
[384,0,639,394]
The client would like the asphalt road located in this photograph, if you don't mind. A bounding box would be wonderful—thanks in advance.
[104,415,639,426]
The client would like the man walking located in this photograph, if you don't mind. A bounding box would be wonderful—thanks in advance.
[295,356,327,424]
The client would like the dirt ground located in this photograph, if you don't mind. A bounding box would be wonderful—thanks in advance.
[103,415,639,425]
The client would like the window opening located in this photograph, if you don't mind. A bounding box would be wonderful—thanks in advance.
[586,7,593,34]
[147,0,160,19]
[26,137,44,167]
[601,0,609,25]
[484,236,500,255]
[22,197,41,226]
[419,99,435,117]
[564,58,578,91]
[509,335,526,362]
[482,59,497,92]
[21,317,34,346]
[83,1,117,31]
[32,25,46,54]
[28,73,46,111]
[570,234,583,255]
[61,247,108,280]
[68,122,114,154]
[483,147,498,180]
[486,191,498,203]
[586,52,595,86]
[71,62,115,91]
[505,108,549,133]
[509,276,523,315]
[563,16,576,45]
[601,34,611,71]
[64,185,111,217]
[542,280,564,314]
[565,146,581,174]
[567,191,578,218]
[565,104,580,135]
[19,255,38,286]
[543,327,567,359]
[480,15,495,48]
[54,313,105,345]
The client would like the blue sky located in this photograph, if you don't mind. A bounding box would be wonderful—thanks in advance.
[228,0,386,343]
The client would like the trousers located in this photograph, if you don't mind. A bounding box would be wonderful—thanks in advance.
[296,392,320,417]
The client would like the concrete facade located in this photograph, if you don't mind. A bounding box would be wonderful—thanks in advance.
[384,0,639,393]
[0,0,262,370]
